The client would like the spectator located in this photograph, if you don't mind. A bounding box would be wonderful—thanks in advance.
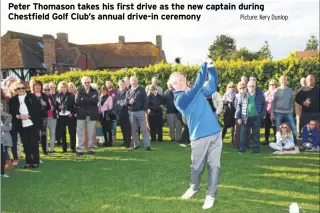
[43,84,57,153]
[295,75,320,131]
[67,82,78,149]
[147,85,164,142]
[105,80,118,141]
[1,103,12,177]
[269,122,295,151]
[235,81,266,153]
[271,76,297,143]
[212,89,223,116]
[123,77,131,89]
[115,80,131,148]
[9,80,42,168]
[98,86,113,147]
[31,80,50,155]
[301,120,319,152]
[56,81,76,153]
[163,82,182,142]
[240,76,248,86]
[75,77,99,156]
[1,89,10,113]
[222,82,237,142]
[49,82,57,97]
[126,76,151,151]
[294,77,308,137]
[146,77,163,96]
[263,79,277,145]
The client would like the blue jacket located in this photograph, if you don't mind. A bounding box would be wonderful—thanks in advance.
[235,88,266,124]
[301,125,319,148]
[173,62,221,141]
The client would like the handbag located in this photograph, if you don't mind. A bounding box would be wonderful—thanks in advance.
[104,110,117,121]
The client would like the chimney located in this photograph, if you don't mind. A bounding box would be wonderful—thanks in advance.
[42,34,56,72]
[57,32,69,49]
[119,35,125,44]
[156,35,162,51]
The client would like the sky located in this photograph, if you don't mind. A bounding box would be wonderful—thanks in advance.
[1,0,319,65]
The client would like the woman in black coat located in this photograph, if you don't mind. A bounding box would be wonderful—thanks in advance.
[31,80,50,155]
[147,85,164,142]
[55,81,76,153]
[9,81,42,168]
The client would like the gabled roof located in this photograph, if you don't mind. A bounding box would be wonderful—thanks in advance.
[1,30,166,70]
[76,42,164,68]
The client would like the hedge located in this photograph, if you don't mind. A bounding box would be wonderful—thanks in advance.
[33,57,320,92]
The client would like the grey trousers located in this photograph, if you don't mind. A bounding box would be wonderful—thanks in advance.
[129,111,151,148]
[167,113,182,141]
[190,131,222,196]
[47,118,57,151]
[76,117,96,153]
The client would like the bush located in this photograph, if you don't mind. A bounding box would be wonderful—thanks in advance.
[33,57,319,92]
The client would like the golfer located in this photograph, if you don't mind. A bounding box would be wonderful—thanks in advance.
[168,61,222,210]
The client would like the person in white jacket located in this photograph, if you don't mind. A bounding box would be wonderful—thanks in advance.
[269,122,295,151]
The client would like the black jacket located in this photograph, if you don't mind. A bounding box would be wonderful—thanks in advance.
[126,86,148,112]
[9,93,42,129]
[115,89,129,118]
[76,87,99,120]
[163,89,179,114]
[148,94,163,116]
[33,93,50,118]
[295,84,320,114]
[55,92,76,118]
[46,94,58,119]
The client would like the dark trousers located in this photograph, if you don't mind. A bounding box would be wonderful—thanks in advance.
[1,143,5,175]
[180,124,190,144]
[265,112,276,142]
[69,117,77,151]
[149,114,163,141]
[57,116,76,152]
[21,126,40,165]
[119,115,131,148]
[9,125,19,160]
[40,118,48,154]
[100,116,113,146]
[222,126,235,143]
[240,116,261,153]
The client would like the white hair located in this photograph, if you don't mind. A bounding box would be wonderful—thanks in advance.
[81,76,91,84]
[130,76,138,83]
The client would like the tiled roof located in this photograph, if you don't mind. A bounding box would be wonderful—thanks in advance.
[295,51,319,58]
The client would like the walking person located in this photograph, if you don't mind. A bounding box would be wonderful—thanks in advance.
[115,80,131,148]
[126,76,151,151]
[163,82,182,142]
[98,86,113,147]
[56,81,76,153]
[263,80,277,145]
[75,77,99,156]
[169,61,221,210]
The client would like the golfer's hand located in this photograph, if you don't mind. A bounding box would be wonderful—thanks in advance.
[237,119,242,125]
[311,147,316,152]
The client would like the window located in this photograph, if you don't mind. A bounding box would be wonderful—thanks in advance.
[37,42,43,49]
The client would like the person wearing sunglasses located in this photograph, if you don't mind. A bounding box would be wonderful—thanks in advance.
[235,81,266,153]
[301,120,319,152]
[269,122,295,151]
[222,82,237,143]
[271,75,297,144]
[9,81,42,168]
[263,80,278,145]
[75,76,99,156]
[43,84,57,153]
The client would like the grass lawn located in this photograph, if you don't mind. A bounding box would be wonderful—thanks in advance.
[1,127,320,213]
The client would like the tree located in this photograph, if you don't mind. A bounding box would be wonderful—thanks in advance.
[230,47,259,61]
[305,35,319,50]
[208,34,236,61]
[258,41,272,60]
